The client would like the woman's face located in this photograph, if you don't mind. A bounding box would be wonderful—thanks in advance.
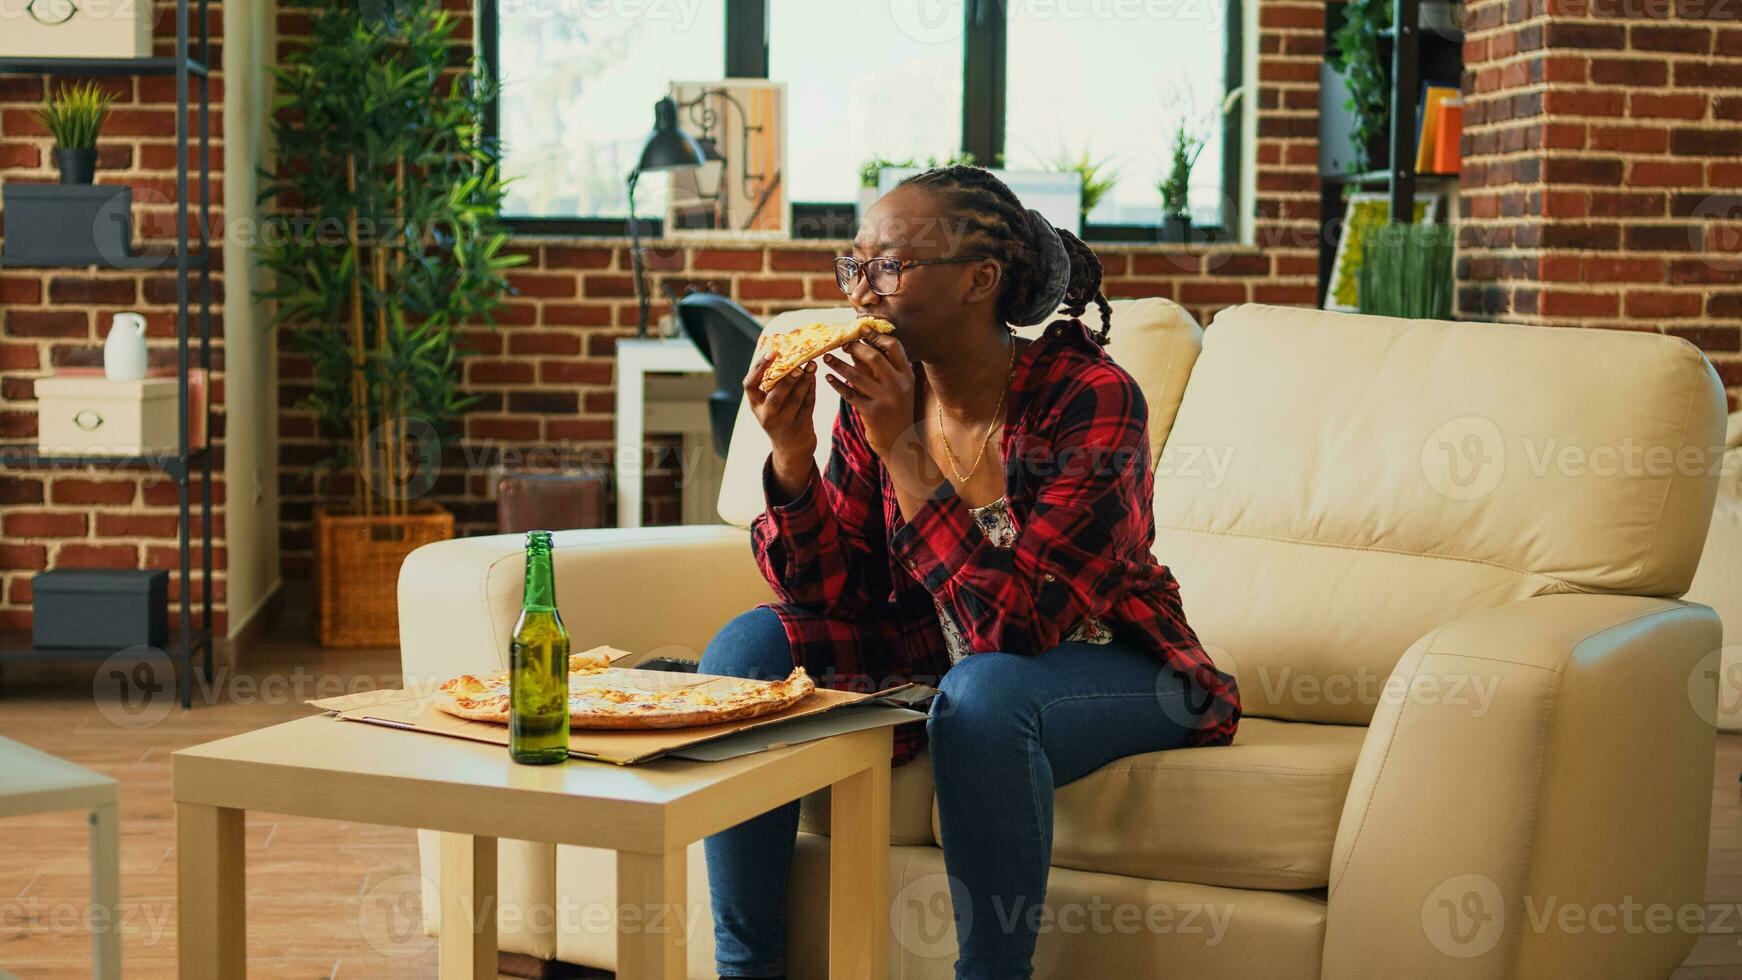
[847,185,1000,364]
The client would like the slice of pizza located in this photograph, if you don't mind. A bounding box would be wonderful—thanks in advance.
[757,316,896,392]
[434,649,612,718]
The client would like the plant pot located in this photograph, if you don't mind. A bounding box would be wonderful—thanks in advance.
[54,147,97,184]
[313,503,454,647]
[1159,214,1192,244]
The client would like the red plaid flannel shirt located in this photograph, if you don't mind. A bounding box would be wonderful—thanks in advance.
[749,317,1241,767]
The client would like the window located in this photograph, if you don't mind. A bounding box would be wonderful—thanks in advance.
[495,2,725,219]
[485,0,1245,239]
[768,1,963,205]
[1006,4,1234,230]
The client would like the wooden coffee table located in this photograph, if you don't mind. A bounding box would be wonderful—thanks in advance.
[171,714,891,979]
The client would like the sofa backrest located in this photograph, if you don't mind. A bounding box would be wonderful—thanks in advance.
[715,297,1205,528]
[1152,303,1730,725]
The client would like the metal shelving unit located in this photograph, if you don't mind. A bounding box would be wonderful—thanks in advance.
[1318,0,1466,302]
[0,0,215,709]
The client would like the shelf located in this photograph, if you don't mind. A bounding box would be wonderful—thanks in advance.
[0,445,210,481]
[1322,169,1462,186]
[0,627,209,662]
[0,246,211,271]
[0,57,209,78]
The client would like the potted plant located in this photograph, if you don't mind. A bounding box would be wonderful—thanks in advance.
[1356,222,1454,319]
[1157,124,1207,243]
[258,0,525,647]
[33,81,116,184]
[856,150,976,219]
[1049,145,1118,226]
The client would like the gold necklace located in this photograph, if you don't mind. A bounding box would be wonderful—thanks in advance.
[935,338,1018,484]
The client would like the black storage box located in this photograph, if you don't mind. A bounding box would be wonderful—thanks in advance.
[32,569,170,650]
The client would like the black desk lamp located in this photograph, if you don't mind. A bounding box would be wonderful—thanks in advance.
[627,97,708,337]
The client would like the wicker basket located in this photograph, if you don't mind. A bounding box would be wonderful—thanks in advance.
[313,503,454,647]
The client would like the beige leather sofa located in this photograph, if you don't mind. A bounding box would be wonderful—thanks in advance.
[399,300,1731,979]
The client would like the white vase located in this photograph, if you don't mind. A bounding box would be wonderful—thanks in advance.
[103,312,148,381]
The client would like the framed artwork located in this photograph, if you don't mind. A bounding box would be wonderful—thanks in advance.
[1325,190,1443,312]
[664,79,790,238]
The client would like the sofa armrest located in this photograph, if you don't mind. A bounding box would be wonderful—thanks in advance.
[1323,593,1721,979]
[397,524,773,683]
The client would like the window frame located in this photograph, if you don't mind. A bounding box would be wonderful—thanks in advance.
[484,0,1244,243]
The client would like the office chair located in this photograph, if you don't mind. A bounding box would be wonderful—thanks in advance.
[675,291,764,458]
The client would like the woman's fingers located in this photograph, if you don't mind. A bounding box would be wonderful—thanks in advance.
[823,372,865,404]
[860,332,912,375]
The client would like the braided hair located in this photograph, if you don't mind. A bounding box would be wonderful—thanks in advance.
[896,164,1114,345]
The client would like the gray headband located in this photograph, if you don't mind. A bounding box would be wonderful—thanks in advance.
[1014,208,1072,326]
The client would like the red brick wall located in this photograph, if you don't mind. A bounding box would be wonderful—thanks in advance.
[270,0,1325,576]
[1459,0,1742,410]
[0,1,229,633]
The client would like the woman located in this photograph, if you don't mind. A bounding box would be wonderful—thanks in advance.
[698,165,1241,980]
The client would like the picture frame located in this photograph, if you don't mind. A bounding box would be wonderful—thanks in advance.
[1324,190,1444,312]
[664,79,790,239]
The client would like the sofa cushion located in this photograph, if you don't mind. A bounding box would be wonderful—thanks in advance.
[925,717,1366,890]
[797,746,936,846]
[716,298,1204,528]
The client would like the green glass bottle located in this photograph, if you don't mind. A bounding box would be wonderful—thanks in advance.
[510,530,570,765]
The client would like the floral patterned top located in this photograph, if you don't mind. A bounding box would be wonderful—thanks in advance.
[935,495,1117,664]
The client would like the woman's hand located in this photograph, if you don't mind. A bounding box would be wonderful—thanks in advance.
[744,348,818,462]
[819,330,918,459]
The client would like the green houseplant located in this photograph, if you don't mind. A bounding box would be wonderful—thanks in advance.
[1157,123,1208,242]
[33,81,117,184]
[257,0,524,646]
[1333,0,1391,172]
[1048,145,1119,225]
[1356,223,1454,319]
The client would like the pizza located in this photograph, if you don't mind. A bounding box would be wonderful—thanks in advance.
[430,656,817,730]
[757,315,896,392]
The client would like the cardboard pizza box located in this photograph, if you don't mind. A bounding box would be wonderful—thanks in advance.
[303,644,935,765]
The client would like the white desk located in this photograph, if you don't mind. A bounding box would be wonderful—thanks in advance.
[0,736,121,979]
[614,335,725,528]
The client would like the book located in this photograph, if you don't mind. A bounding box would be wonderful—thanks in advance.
[1414,85,1460,173]
[1432,97,1464,174]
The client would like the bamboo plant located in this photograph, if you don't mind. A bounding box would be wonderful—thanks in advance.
[1050,145,1119,223]
[257,0,525,520]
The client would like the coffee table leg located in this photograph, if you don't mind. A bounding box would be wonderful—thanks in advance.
[616,849,687,980]
[829,753,891,980]
[90,801,120,980]
[176,802,245,979]
[438,832,497,980]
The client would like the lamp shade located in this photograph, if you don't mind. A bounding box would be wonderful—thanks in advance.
[635,97,707,173]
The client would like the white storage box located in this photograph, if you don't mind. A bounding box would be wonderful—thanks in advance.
[36,376,178,456]
[0,0,155,59]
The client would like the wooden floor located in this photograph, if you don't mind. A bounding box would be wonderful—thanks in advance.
[3,626,1742,978]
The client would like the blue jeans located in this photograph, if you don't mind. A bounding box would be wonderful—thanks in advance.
[699,607,1207,980]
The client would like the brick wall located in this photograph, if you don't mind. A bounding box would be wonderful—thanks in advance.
[0,1,229,633]
[270,0,1325,575]
[1458,0,1742,410]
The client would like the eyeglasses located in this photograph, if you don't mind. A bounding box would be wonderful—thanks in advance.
[833,254,992,297]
